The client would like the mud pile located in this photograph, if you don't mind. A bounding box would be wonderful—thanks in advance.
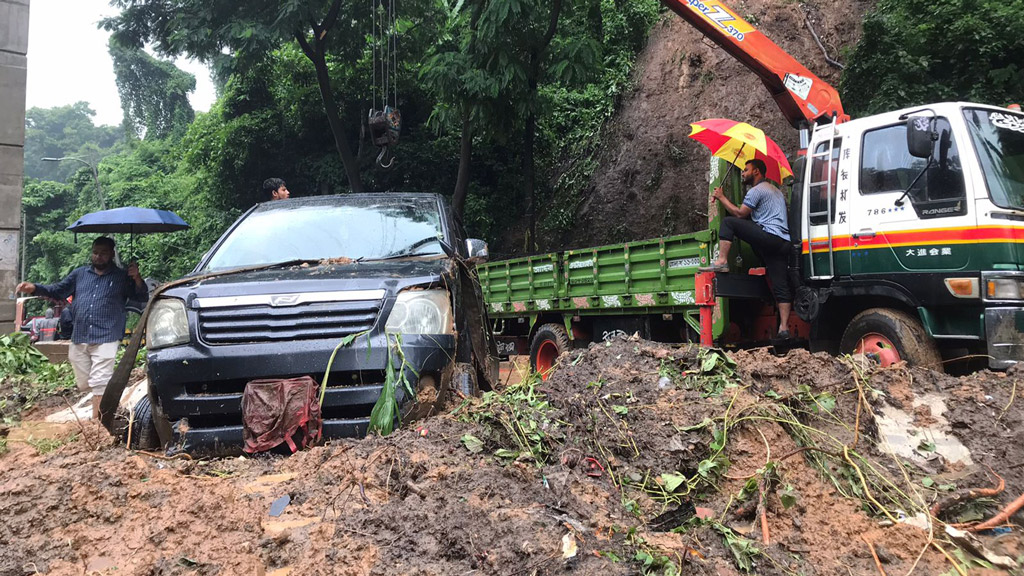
[1,340,1021,575]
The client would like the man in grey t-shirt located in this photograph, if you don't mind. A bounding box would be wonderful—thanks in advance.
[699,159,794,338]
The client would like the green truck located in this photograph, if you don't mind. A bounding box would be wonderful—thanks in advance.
[480,157,793,377]
[479,0,1024,376]
[482,101,1024,377]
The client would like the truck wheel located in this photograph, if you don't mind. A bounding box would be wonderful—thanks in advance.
[530,324,571,380]
[840,308,942,369]
[126,395,160,450]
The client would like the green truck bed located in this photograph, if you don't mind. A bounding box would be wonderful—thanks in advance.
[480,229,714,317]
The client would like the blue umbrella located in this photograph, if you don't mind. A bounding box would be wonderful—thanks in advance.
[67,207,190,234]
[67,207,190,260]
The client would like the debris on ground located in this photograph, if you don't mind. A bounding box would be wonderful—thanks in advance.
[1,337,1022,575]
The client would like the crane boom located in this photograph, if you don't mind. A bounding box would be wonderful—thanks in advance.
[661,0,848,128]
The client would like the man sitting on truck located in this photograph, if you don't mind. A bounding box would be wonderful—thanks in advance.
[700,159,794,339]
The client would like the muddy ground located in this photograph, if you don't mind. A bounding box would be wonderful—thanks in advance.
[2,340,1023,575]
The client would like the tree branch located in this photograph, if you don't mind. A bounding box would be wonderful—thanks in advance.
[294,31,316,60]
[322,0,344,36]
[804,15,844,70]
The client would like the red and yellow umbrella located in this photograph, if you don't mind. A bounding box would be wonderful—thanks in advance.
[688,118,793,184]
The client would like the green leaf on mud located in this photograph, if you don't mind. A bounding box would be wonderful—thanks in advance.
[922,477,935,487]
[697,458,720,478]
[660,472,686,492]
[493,448,518,459]
[461,434,484,453]
[712,523,759,572]
[918,440,936,453]
[780,487,798,509]
[612,405,629,416]
[816,393,836,413]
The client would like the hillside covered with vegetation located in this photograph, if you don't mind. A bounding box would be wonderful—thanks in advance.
[20,0,1024,284]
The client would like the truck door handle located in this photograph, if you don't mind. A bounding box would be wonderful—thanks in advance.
[852,229,876,240]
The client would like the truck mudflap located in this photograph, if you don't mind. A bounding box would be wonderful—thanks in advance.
[985,308,1024,370]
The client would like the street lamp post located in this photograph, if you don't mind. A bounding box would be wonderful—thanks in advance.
[41,156,104,210]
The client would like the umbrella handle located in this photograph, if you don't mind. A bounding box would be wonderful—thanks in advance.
[714,142,745,198]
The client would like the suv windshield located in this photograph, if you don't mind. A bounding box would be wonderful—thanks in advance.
[202,196,445,271]
[963,108,1024,211]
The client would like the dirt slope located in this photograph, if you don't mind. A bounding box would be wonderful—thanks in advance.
[560,0,870,249]
[2,340,1021,575]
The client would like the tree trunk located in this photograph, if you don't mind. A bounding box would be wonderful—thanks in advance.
[521,0,562,253]
[524,106,537,252]
[452,105,473,221]
[308,49,364,193]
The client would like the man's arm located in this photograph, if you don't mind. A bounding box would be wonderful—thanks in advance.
[126,262,148,302]
[20,269,78,300]
[712,186,753,219]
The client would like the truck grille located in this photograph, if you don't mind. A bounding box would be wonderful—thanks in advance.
[197,300,381,344]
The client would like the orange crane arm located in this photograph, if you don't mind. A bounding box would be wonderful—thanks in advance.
[661,0,849,127]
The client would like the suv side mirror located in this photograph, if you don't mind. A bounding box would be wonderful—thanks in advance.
[906,116,936,158]
[465,238,489,265]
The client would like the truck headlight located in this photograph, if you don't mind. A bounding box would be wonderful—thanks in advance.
[147,298,190,349]
[385,290,453,334]
[987,278,1024,300]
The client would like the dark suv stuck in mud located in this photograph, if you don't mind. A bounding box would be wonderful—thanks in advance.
[139,193,496,452]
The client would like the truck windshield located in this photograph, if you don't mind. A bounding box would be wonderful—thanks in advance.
[963,108,1024,211]
[202,196,445,271]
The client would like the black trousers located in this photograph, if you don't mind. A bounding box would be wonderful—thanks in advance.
[720,217,793,304]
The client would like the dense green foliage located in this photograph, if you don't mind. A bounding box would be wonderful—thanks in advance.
[23,102,123,182]
[842,0,1024,117]
[20,0,661,286]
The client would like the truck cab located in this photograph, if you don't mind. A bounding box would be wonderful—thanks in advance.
[795,102,1024,369]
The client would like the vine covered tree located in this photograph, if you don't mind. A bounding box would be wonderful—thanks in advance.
[109,40,196,140]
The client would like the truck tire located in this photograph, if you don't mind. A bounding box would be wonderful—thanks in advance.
[840,308,942,370]
[126,395,160,450]
[530,324,571,380]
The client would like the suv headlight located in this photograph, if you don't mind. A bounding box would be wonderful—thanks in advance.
[147,298,190,349]
[385,290,453,334]
[986,278,1024,300]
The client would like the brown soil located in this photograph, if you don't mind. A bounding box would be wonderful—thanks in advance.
[3,341,1022,575]
[553,0,871,250]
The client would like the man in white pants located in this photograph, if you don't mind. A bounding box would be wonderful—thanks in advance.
[16,237,148,419]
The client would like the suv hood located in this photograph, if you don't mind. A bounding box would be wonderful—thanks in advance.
[160,257,455,302]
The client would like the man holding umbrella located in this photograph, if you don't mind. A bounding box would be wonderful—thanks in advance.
[700,159,793,338]
[690,119,795,340]
[16,237,148,419]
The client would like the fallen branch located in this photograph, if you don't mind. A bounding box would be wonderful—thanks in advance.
[804,15,844,69]
[967,489,1024,532]
[758,478,770,545]
[930,465,1004,519]
[861,535,888,576]
[61,395,97,451]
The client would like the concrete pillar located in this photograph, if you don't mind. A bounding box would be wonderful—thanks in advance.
[0,0,29,331]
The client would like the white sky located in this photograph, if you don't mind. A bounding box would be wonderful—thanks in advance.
[26,0,217,127]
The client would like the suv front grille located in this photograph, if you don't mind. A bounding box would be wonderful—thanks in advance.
[198,300,381,344]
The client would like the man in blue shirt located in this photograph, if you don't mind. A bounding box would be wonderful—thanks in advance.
[16,237,148,418]
[700,159,794,339]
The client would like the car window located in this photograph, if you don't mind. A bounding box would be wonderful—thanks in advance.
[202,197,444,271]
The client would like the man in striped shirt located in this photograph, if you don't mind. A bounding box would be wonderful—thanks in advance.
[700,159,794,339]
[16,237,148,418]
